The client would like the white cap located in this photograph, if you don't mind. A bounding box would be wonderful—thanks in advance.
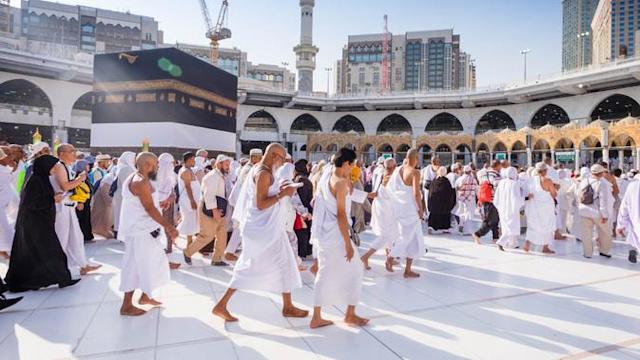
[96,154,112,161]
[377,156,385,164]
[30,142,50,155]
[286,153,292,160]
[249,148,263,156]
[216,154,231,163]
[590,164,606,174]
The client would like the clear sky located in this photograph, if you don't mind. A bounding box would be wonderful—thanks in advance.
[12,0,563,92]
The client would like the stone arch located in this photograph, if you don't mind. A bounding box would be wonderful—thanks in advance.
[244,110,279,132]
[333,115,365,133]
[361,143,376,164]
[327,143,338,152]
[512,141,526,151]
[425,112,463,133]
[554,138,574,150]
[378,143,393,153]
[310,143,322,152]
[396,143,411,162]
[531,104,570,128]
[343,143,356,150]
[590,94,640,122]
[418,144,432,166]
[0,79,54,144]
[290,113,322,134]
[493,142,508,152]
[455,144,473,164]
[534,139,551,150]
[475,110,516,134]
[579,135,602,148]
[377,113,412,135]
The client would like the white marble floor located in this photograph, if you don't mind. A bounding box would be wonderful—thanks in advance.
[0,229,639,360]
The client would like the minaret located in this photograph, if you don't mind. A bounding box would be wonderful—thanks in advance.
[293,0,319,94]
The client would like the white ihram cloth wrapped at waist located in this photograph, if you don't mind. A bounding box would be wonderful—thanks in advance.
[311,174,363,307]
[369,183,398,250]
[229,166,301,293]
[118,173,170,296]
[387,168,425,259]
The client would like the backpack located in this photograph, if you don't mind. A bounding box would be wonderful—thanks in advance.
[477,174,494,204]
[579,180,595,205]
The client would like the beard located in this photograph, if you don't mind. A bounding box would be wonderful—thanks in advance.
[148,171,158,181]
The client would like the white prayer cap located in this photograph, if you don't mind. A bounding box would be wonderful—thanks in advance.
[216,154,231,163]
[535,162,547,172]
[463,165,473,173]
[590,163,606,174]
[30,141,50,155]
[377,156,385,164]
[249,148,263,156]
[95,154,112,161]
[579,167,591,179]
[436,166,448,177]
[286,153,292,160]
[450,163,461,171]
[506,166,518,180]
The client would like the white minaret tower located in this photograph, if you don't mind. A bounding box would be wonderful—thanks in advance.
[293,0,319,94]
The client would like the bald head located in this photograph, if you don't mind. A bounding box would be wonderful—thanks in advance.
[57,143,76,165]
[262,143,286,169]
[136,152,159,180]
[406,148,419,166]
[383,158,396,174]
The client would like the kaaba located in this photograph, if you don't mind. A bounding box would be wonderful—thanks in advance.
[90,47,237,156]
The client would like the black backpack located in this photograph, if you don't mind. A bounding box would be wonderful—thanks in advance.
[579,180,595,205]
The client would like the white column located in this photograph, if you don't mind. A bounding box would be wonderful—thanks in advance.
[574,148,580,173]
[618,149,624,169]
[550,150,556,166]
[526,148,532,168]
[636,147,640,170]
[236,131,242,158]
[451,151,456,165]
[602,147,609,164]
[472,152,477,165]
[507,151,512,163]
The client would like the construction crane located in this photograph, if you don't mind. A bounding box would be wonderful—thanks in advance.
[381,14,390,94]
[198,0,231,64]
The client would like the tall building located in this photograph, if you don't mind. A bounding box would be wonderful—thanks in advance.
[562,0,599,71]
[591,0,612,65]
[338,29,474,95]
[174,42,295,91]
[609,0,640,59]
[18,0,162,60]
[293,0,318,93]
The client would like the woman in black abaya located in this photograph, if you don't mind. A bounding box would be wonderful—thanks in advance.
[5,155,79,292]
[428,166,457,232]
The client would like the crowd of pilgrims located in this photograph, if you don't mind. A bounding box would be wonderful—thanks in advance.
[0,140,638,328]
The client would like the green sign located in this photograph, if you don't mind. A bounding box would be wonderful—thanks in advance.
[555,151,575,162]
[382,153,393,159]
[495,152,507,160]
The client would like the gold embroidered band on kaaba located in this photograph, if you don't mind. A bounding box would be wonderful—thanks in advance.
[95,79,237,109]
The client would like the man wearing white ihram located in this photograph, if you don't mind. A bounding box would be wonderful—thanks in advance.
[524,162,557,254]
[494,167,525,251]
[54,144,101,276]
[224,148,262,261]
[212,143,308,322]
[119,152,178,316]
[310,147,368,329]
[361,157,398,270]
[617,172,640,263]
[177,152,201,246]
[386,148,425,278]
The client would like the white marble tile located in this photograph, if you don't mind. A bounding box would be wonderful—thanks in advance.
[155,339,236,360]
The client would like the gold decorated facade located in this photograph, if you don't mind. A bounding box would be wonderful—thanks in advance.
[307,116,640,170]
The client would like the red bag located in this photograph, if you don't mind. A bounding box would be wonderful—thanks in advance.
[293,213,305,230]
[478,176,494,204]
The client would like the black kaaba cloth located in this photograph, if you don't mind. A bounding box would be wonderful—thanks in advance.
[92,47,237,134]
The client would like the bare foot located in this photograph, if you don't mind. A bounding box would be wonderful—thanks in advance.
[169,262,181,270]
[344,314,370,327]
[472,234,481,245]
[139,294,162,306]
[224,253,238,261]
[523,241,530,253]
[0,251,9,259]
[282,306,309,318]
[80,264,102,275]
[298,264,308,271]
[385,257,394,273]
[120,305,146,316]
[404,270,420,278]
[310,317,334,329]
[310,262,318,276]
[361,256,371,270]
[542,246,555,254]
[392,258,399,266]
[554,231,567,240]
[212,305,238,322]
